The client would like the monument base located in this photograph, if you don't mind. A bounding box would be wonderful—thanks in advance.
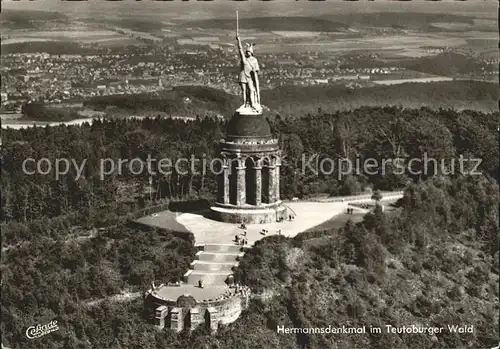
[236,104,263,115]
[209,202,287,224]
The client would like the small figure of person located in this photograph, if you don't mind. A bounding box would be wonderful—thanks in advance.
[198,279,204,289]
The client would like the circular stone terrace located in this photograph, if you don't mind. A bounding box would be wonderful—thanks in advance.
[151,285,230,304]
[137,193,403,302]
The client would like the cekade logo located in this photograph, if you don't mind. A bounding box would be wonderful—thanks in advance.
[26,320,59,339]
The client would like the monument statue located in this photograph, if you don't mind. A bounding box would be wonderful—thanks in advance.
[209,11,285,225]
[236,11,261,113]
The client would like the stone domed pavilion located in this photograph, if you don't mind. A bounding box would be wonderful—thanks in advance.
[209,106,287,224]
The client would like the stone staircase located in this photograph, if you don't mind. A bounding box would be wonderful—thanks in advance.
[184,244,244,286]
[204,244,241,253]
[198,252,243,263]
[191,261,237,271]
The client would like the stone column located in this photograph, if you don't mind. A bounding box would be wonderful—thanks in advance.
[223,165,230,204]
[170,308,184,333]
[206,307,219,333]
[236,161,246,206]
[268,165,276,203]
[254,166,262,206]
[190,308,202,331]
[154,305,168,330]
[275,165,280,201]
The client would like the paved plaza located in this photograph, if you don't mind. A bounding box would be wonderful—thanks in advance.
[138,195,403,246]
[141,195,402,303]
[177,201,349,246]
[153,284,229,302]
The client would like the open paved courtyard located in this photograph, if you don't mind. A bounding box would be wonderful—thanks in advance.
[140,195,402,304]
[153,284,229,302]
[177,201,349,246]
[137,194,403,246]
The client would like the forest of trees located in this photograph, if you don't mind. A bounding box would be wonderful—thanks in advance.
[19,82,498,123]
[1,177,497,349]
[1,99,498,348]
[401,52,496,77]
[223,175,499,349]
[1,225,197,349]
[21,102,80,122]
[82,82,498,117]
[263,81,498,115]
[2,106,498,246]
[84,86,238,118]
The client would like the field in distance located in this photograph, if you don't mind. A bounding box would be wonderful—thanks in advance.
[1,8,497,58]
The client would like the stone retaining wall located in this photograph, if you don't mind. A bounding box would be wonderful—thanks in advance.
[146,288,250,333]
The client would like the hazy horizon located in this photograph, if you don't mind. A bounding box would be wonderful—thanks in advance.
[2,0,497,21]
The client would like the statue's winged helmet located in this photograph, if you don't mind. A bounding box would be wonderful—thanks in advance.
[245,42,255,55]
